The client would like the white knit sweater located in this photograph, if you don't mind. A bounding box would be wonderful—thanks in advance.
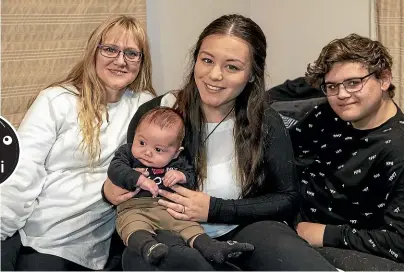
[0,86,153,269]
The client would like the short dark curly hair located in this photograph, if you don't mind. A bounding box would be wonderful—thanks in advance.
[305,33,395,98]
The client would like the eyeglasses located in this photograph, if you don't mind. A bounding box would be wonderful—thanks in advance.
[97,44,142,62]
[320,71,375,97]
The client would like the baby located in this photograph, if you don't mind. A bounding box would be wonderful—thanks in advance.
[108,107,253,265]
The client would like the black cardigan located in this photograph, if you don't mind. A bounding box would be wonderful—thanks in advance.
[107,143,196,197]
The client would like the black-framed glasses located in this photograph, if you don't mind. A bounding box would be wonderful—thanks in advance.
[320,71,376,97]
[97,44,142,62]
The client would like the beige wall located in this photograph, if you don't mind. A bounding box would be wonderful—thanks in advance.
[253,0,373,88]
[147,0,373,94]
[1,0,147,127]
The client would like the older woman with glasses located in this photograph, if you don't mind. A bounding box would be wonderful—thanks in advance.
[0,15,155,271]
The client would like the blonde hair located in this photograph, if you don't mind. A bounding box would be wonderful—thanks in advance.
[50,15,156,166]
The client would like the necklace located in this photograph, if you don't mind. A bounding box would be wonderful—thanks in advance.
[203,106,234,145]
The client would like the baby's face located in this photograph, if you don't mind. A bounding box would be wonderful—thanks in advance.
[0,117,20,183]
[131,122,181,168]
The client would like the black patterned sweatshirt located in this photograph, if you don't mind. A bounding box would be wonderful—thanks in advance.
[290,102,404,262]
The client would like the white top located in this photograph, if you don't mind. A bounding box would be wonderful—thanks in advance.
[0,86,153,269]
[204,119,241,199]
[161,93,241,238]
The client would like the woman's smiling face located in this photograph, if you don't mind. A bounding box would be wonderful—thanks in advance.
[194,34,252,112]
[95,25,142,96]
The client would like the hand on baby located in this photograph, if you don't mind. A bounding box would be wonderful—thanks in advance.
[136,174,159,197]
[163,170,186,187]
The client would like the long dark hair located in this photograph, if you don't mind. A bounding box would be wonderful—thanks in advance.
[175,14,267,197]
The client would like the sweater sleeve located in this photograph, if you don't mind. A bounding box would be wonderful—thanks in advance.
[107,144,142,191]
[208,107,299,225]
[0,89,66,240]
[323,161,404,262]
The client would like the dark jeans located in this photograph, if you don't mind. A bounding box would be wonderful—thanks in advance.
[122,220,337,271]
[317,247,404,271]
[1,232,21,271]
[1,231,123,271]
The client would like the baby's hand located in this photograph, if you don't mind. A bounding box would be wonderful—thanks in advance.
[163,170,186,187]
[137,175,159,197]
[133,167,149,177]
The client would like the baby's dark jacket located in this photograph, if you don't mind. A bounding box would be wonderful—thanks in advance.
[108,143,196,198]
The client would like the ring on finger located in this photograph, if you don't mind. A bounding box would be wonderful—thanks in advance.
[181,205,185,214]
